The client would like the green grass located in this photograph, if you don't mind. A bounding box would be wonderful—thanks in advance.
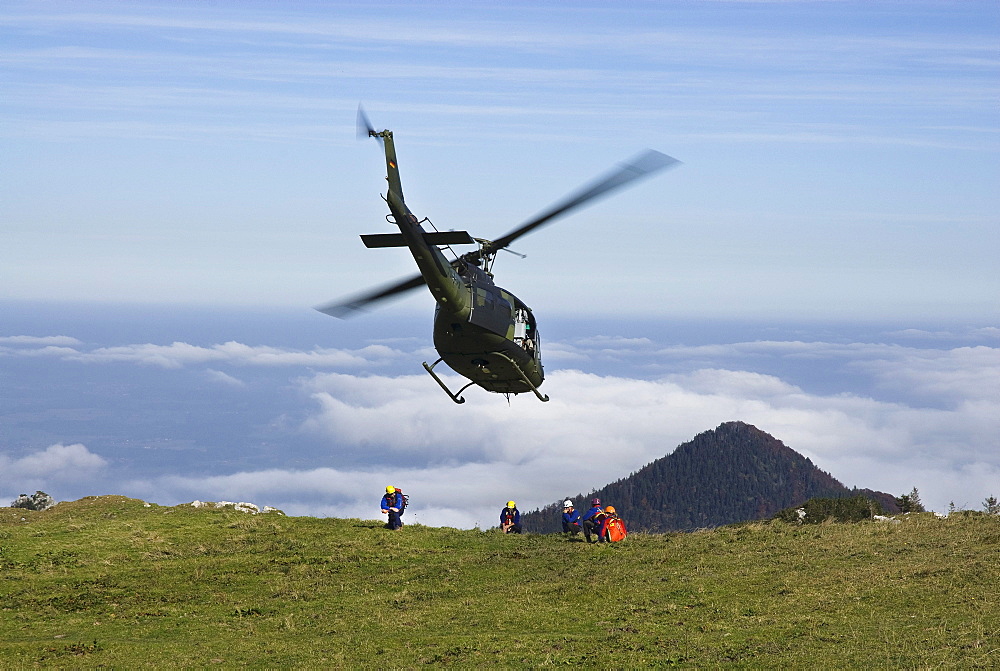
[1,496,998,667]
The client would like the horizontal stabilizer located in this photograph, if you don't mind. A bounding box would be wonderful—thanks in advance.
[361,231,476,248]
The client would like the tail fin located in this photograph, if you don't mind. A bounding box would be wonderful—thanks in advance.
[358,106,404,202]
[380,132,404,203]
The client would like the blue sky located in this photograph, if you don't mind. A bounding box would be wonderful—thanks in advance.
[2,2,998,526]
[3,0,997,319]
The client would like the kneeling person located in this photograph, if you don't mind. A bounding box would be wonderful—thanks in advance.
[600,505,628,542]
[581,498,606,543]
[380,485,403,530]
[500,500,522,534]
[562,500,581,535]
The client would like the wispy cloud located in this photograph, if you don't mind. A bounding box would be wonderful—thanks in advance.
[205,368,246,388]
[3,3,995,150]
[5,7,995,63]
[0,335,82,346]
[1,339,406,369]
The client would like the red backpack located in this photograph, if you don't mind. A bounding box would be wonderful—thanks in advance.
[605,516,627,542]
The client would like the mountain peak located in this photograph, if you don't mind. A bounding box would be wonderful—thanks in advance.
[524,422,893,533]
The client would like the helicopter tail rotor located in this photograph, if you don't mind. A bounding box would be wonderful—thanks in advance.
[357,104,377,140]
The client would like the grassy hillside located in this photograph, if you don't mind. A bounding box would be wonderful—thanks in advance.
[2,496,997,667]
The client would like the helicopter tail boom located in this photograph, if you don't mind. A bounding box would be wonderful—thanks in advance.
[381,176,472,318]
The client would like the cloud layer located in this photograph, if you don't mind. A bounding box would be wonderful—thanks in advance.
[3,324,997,526]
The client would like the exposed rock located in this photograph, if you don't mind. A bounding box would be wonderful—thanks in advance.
[189,500,283,515]
[10,491,55,511]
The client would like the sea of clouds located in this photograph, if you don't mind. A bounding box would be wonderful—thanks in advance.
[2,310,997,529]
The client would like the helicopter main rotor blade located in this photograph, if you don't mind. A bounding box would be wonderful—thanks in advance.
[316,273,426,318]
[483,149,680,255]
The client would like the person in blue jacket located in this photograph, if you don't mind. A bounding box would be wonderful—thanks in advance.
[581,498,606,543]
[381,485,403,530]
[561,499,581,536]
[500,500,522,534]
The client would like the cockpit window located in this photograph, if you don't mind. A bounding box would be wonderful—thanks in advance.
[513,308,540,359]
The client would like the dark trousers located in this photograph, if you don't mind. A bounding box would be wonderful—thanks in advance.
[563,522,581,535]
[503,524,523,534]
[387,510,402,530]
[583,519,604,542]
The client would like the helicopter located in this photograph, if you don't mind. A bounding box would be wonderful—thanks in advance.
[317,109,679,403]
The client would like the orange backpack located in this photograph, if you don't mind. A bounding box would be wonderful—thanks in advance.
[605,516,627,542]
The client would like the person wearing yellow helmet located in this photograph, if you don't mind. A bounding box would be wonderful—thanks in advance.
[500,500,522,534]
[380,485,404,530]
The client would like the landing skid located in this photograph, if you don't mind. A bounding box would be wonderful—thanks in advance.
[492,352,550,402]
[423,358,475,404]
[421,355,550,404]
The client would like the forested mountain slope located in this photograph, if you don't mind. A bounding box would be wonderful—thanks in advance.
[523,421,897,533]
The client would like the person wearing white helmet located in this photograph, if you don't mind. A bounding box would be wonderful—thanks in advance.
[561,499,581,536]
[500,500,522,534]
